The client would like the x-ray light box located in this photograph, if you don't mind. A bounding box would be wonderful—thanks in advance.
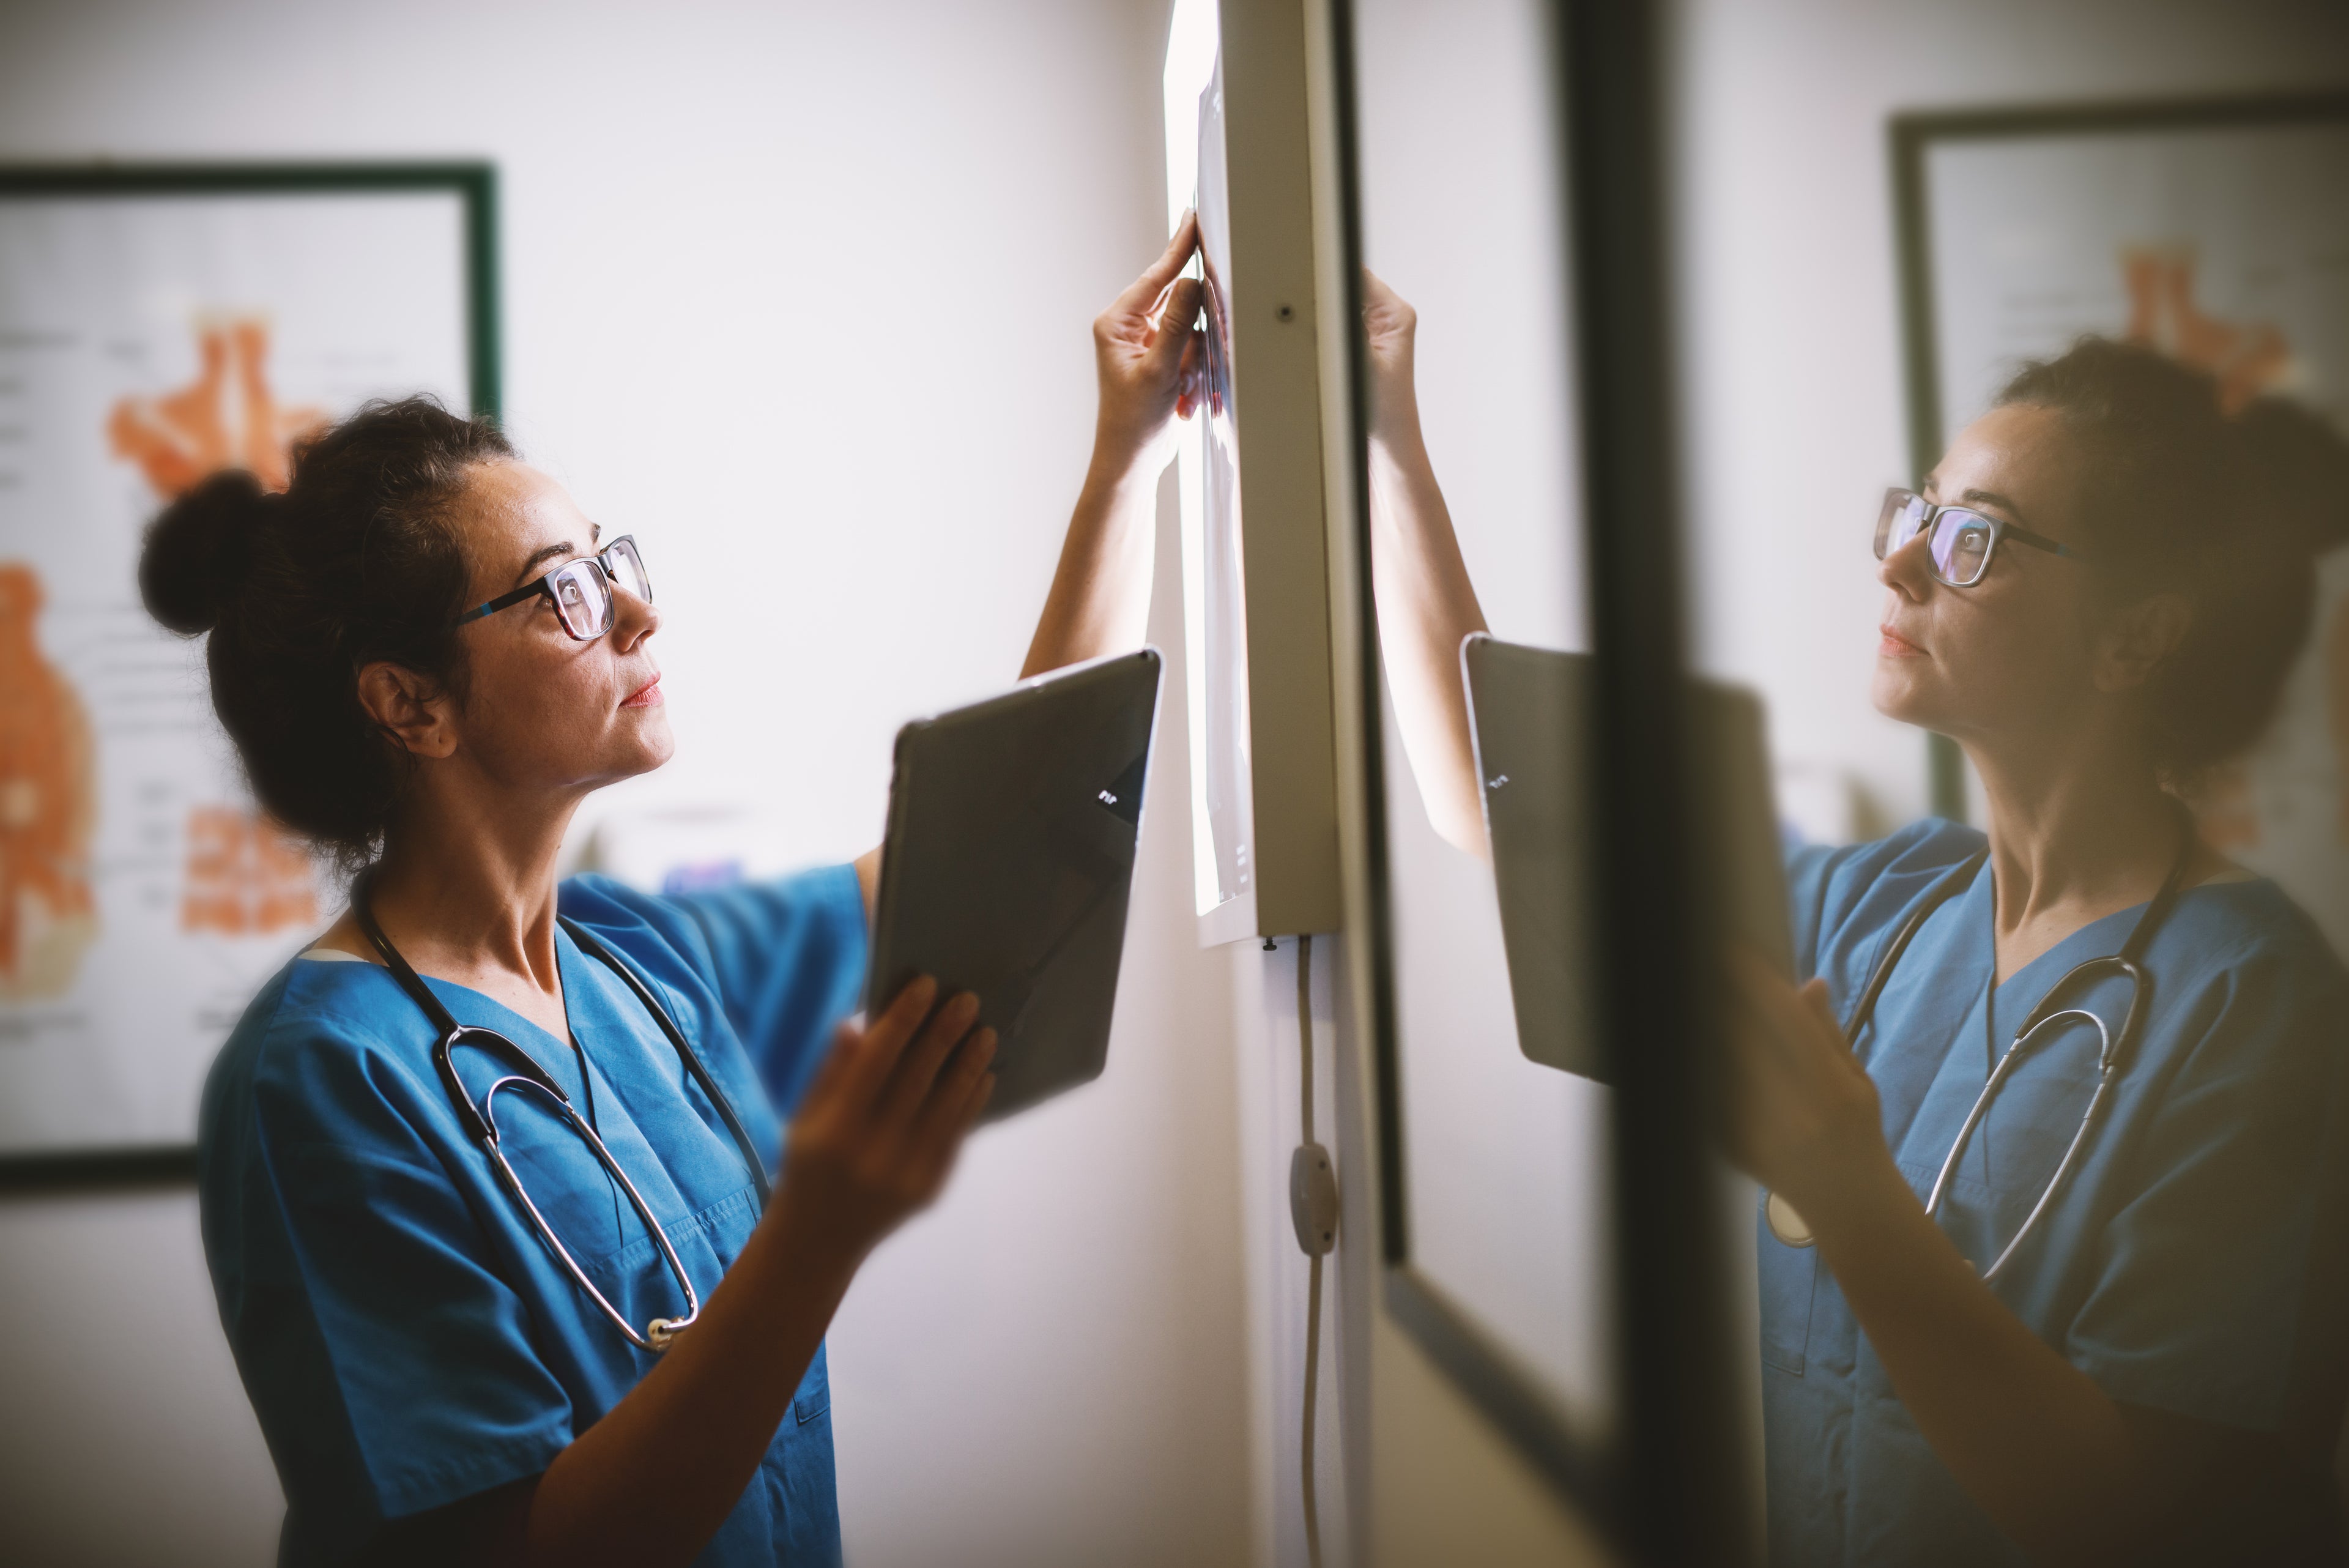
[1163,0,1342,943]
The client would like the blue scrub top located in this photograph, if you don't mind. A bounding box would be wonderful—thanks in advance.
[1762,819,2349,1565]
[198,866,867,1567]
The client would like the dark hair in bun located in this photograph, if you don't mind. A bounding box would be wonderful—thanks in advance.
[138,396,513,866]
[1994,338,2346,782]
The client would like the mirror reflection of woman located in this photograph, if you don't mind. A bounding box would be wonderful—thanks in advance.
[165,221,1202,1568]
[1366,274,2349,1564]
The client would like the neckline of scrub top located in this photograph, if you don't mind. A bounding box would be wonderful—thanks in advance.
[1967,859,2254,1002]
[305,924,602,1102]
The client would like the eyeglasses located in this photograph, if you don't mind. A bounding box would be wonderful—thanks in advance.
[456,536,652,640]
[1874,488,2085,588]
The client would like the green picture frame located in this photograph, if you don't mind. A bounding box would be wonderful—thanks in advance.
[0,161,499,1192]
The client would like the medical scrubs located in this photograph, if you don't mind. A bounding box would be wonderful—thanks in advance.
[1761,819,2349,1564]
[198,866,867,1567]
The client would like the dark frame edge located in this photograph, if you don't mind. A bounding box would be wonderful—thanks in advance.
[0,158,503,423]
[1382,1266,1625,1542]
[1886,118,1968,822]
[0,1145,198,1196]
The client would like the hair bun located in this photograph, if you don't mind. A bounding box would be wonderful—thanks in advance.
[139,468,270,635]
[2235,396,2349,559]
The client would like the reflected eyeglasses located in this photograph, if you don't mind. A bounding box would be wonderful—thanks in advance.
[455,536,652,641]
[1874,488,2085,588]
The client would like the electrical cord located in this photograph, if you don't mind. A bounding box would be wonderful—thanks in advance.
[1297,933,1324,1568]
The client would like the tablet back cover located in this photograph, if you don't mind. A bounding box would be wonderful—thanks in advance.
[866,649,1162,1120]
[1464,635,1789,1082]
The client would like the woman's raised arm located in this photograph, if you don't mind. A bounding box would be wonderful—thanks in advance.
[1361,271,1490,856]
[1021,213,1204,678]
[856,220,1206,921]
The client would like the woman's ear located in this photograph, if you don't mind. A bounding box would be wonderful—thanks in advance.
[355,660,459,759]
[2093,592,2193,694]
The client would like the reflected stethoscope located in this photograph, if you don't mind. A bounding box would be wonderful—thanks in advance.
[353,874,769,1353]
[1763,817,2195,1282]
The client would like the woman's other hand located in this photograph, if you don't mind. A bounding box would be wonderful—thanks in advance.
[1362,268,1422,451]
[774,976,997,1269]
[1721,948,1895,1227]
[1088,212,1204,485]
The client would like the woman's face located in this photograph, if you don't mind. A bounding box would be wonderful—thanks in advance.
[443,461,672,795]
[1871,403,2104,752]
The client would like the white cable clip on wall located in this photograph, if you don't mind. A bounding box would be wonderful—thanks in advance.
[1290,1142,1338,1257]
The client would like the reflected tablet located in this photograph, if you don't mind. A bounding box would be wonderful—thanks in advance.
[864,648,1162,1121]
[1462,634,1791,1081]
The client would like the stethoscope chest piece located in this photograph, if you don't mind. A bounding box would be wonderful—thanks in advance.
[1764,1189,1816,1249]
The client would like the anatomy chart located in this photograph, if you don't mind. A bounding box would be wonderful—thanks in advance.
[0,180,476,1158]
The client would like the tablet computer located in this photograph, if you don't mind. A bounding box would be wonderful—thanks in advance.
[864,648,1162,1121]
[1461,634,1790,1081]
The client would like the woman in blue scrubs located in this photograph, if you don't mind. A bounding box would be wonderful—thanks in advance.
[147,220,1206,1567]
[1362,273,2349,1562]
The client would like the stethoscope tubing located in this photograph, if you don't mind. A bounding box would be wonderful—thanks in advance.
[1763,820,2192,1279]
[353,871,767,1354]
[473,1068,705,1353]
[1921,1006,2114,1282]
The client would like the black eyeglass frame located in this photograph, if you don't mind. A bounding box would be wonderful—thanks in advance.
[454,535,650,639]
[1875,486,2085,587]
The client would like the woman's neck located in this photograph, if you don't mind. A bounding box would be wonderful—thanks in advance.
[318,783,584,1036]
[1965,732,2202,980]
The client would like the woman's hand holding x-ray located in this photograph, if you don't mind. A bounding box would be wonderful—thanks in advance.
[1361,267,1423,449]
[1020,214,1204,678]
[1721,949,1896,1232]
[1091,210,1205,477]
[776,977,998,1269]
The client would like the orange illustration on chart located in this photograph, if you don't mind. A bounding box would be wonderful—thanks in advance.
[107,315,328,935]
[108,316,328,499]
[2116,243,2349,852]
[181,806,317,937]
[0,565,98,1000]
[2121,247,2293,416]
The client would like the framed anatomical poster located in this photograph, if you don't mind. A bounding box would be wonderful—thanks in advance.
[1893,94,2349,954]
[0,165,496,1181]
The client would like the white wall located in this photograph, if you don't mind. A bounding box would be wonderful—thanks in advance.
[1669,0,2349,827]
[0,2,1258,1564]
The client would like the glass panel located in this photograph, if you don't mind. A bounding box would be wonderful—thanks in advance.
[1677,8,2349,1559]
[1353,0,1616,1438]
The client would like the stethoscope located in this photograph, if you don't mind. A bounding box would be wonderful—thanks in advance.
[1764,817,2195,1282]
[353,874,769,1353]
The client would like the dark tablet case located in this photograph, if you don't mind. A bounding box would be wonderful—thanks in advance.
[864,648,1162,1121]
[1463,634,1791,1081]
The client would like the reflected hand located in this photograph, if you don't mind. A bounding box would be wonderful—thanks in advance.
[1362,268,1422,448]
[1089,212,1206,482]
[775,976,996,1269]
[1721,948,1890,1227]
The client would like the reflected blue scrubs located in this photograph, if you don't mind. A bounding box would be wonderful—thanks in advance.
[1761,820,2349,1564]
[198,868,866,1567]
